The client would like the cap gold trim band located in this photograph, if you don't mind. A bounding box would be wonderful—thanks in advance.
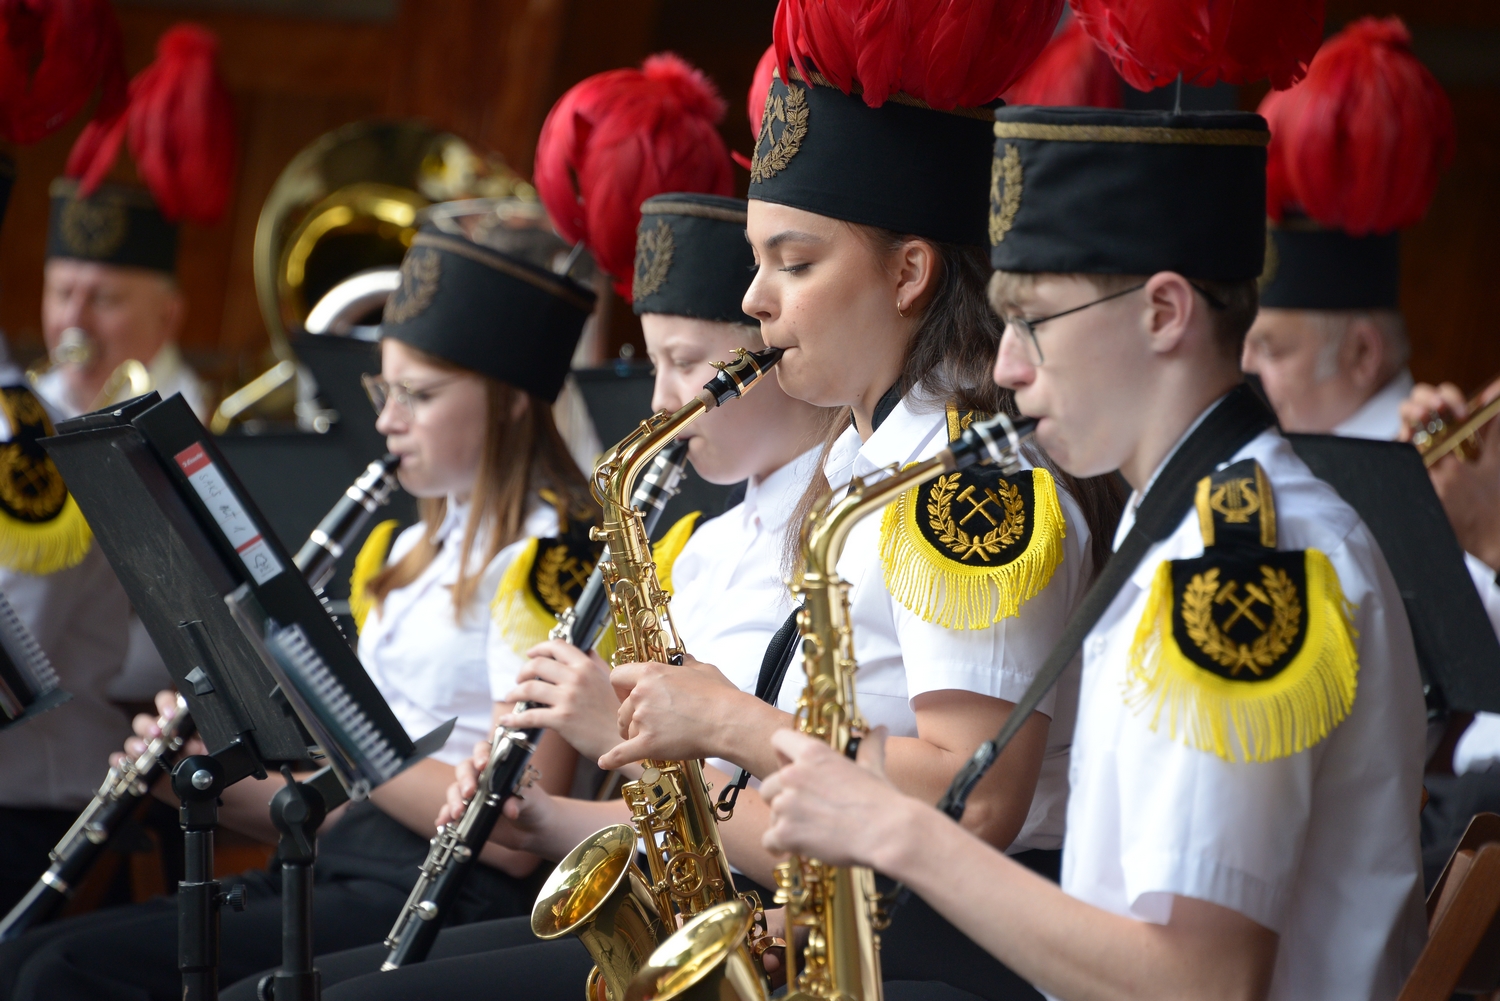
[992,122,1270,147]
[413,233,595,312]
[48,177,163,208]
[641,200,747,224]
[785,67,996,122]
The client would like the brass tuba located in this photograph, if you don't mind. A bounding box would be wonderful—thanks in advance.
[531,348,783,1001]
[629,412,1036,1001]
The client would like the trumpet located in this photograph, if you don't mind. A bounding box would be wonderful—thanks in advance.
[628,411,1036,1001]
[532,348,782,1001]
[0,453,401,940]
[380,442,690,971]
[1412,389,1500,468]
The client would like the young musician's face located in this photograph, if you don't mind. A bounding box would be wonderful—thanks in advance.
[375,339,488,500]
[743,201,917,413]
[991,274,1152,478]
[643,313,811,484]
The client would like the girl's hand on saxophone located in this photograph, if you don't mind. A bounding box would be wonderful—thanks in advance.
[599,655,787,770]
[499,640,622,761]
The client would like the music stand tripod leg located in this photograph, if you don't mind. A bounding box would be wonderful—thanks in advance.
[173,754,245,1001]
[258,766,329,1001]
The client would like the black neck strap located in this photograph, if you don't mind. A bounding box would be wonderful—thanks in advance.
[716,605,803,818]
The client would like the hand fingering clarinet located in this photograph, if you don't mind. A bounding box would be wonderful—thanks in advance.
[380,440,690,971]
[0,454,403,941]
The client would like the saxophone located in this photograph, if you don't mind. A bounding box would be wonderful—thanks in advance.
[625,411,1035,1001]
[532,347,782,1001]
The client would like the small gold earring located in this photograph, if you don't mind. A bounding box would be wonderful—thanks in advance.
[897,300,908,317]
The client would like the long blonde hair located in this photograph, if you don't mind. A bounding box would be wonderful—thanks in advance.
[367,347,592,618]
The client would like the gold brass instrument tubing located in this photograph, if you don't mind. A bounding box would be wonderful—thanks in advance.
[531,348,782,1001]
[1413,393,1500,468]
[627,412,1034,1001]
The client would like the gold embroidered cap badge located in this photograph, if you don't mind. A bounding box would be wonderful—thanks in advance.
[61,193,128,260]
[632,218,675,302]
[750,83,809,184]
[989,144,1022,245]
[385,247,441,324]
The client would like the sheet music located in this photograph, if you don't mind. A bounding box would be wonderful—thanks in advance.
[174,442,285,585]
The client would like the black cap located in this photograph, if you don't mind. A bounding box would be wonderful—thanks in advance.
[748,69,995,247]
[988,107,1270,281]
[632,194,754,324]
[47,179,178,273]
[1258,222,1400,310]
[380,226,596,403]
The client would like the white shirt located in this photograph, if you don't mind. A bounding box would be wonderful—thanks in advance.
[786,390,1094,852]
[0,548,132,809]
[361,499,557,766]
[1060,427,1427,1000]
[670,448,821,779]
[1333,368,1414,441]
[34,342,209,423]
[1453,554,1500,775]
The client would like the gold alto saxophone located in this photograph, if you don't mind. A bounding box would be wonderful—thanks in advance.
[532,347,783,1001]
[625,412,1035,1001]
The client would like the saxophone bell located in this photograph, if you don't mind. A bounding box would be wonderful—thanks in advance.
[532,825,668,1001]
[626,901,768,1001]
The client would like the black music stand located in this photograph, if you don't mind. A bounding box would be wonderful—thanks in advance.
[44,392,450,1001]
[1288,434,1500,714]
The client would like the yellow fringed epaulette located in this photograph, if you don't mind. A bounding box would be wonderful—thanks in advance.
[493,516,605,655]
[349,519,400,634]
[879,405,1065,629]
[652,511,702,596]
[0,386,91,576]
[1125,459,1360,763]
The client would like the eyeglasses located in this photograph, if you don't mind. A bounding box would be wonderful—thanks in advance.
[361,373,463,422]
[1000,282,1228,365]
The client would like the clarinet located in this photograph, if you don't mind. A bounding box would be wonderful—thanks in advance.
[0,453,402,941]
[380,440,690,970]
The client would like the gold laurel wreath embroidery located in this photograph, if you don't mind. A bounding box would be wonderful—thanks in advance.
[989,145,1022,245]
[1181,565,1301,676]
[534,543,587,616]
[385,248,441,324]
[0,443,66,521]
[632,219,674,301]
[926,472,1025,563]
[750,84,809,183]
[61,197,128,259]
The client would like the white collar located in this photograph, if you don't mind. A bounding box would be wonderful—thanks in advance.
[825,387,946,490]
[1114,392,1229,550]
[1333,368,1414,441]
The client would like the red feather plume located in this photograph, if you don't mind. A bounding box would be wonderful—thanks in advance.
[1260,16,1454,236]
[1070,0,1323,92]
[534,53,734,300]
[773,0,1063,111]
[66,23,235,225]
[1003,16,1121,107]
[749,43,778,137]
[0,0,126,145]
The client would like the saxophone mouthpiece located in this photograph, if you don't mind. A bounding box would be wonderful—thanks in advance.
[701,347,784,407]
[951,413,1037,475]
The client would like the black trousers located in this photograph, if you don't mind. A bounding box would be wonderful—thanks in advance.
[223,851,1059,1001]
[1420,769,1500,891]
[0,804,534,1001]
[0,807,78,916]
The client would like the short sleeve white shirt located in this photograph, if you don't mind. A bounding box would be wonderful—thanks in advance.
[1060,428,1428,1000]
[780,390,1094,852]
[1453,554,1500,775]
[670,448,821,778]
[360,498,557,766]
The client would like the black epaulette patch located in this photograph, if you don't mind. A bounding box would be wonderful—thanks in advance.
[880,403,1066,629]
[1127,458,1359,762]
[0,385,92,574]
[493,504,605,654]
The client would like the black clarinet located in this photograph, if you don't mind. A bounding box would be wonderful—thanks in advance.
[0,454,403,941]
[380,440,690,970]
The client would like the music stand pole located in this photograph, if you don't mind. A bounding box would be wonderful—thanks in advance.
[172,754,245,1001]
[260,766,332,1001]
